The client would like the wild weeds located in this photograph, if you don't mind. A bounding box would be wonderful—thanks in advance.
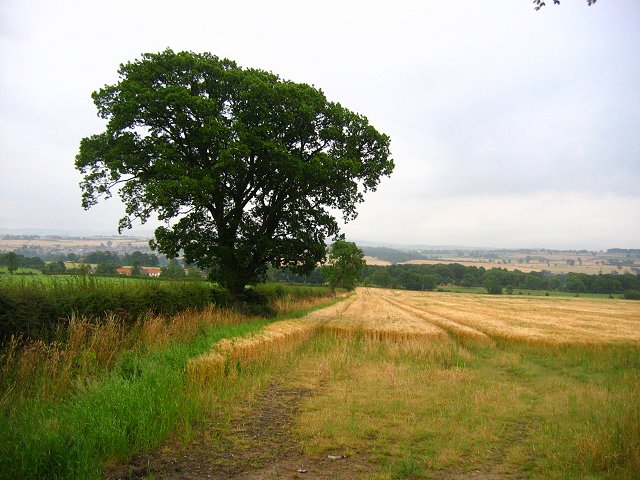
[0,284,335,480]
[0,286,331,405]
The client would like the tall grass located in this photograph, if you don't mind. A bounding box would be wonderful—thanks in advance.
[0,275,223,342]
[0,320,268,480]
[0,284,336,480]
[0,307,246,403]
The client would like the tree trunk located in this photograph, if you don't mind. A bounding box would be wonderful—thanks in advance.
[220,266,254,310]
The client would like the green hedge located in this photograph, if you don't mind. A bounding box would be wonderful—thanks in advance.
[624,290,640,300]
[0,277,228,343]
[254,283,331,301]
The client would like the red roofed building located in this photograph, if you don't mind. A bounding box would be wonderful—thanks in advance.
[115,266,161,277]
[141,267,161,278]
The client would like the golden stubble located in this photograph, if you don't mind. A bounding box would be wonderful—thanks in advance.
[382,289,640,345]
[188,287,640,384]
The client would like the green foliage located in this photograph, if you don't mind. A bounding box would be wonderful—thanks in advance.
[0,277,218,342]
[76,49,393,296]
[265,266,324,284]
[82,250,120,265]
[123,251,159,267]
[321,241,366,291]
[238,283,332,316]
[624,290,640,300]
[566,274,586,292]
[95,262,117,275]
[360,263,640,295]
[42,261,66,275]
[0,252,44,272]
[484,277,503,295]
[3,252,17,274]
[160,259,186,278]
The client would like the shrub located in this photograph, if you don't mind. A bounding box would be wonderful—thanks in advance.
[623,290,640,300]
[484,278,503,295]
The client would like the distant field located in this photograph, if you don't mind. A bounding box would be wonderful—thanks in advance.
[399,258,634,275]
[0,237,149,250]
[362,248,639,275]
[363,255,392,266]
[438,284,624,298]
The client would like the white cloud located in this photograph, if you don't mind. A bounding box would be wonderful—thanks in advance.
[343,191,640,250]
[1,0,639,248]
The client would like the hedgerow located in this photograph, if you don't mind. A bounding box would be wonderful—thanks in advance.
[0,277,225,342]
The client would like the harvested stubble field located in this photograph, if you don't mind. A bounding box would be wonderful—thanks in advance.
[5,285,637,479]
[374,289,640,345]
[115,288,640,480]
[400,258,636,275]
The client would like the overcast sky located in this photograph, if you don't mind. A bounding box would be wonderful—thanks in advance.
[1,0,639,250]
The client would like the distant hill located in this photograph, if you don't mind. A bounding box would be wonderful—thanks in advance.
[359,246,426,264]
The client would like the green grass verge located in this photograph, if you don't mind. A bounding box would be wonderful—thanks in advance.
[0,320,268,480]
[0,287,342,480]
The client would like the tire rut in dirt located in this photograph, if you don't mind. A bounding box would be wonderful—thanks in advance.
[104,382,310,479]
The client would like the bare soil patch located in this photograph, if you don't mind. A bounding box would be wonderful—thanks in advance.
[104,380,376,480]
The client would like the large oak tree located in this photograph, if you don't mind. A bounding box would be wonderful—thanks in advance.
[76,50,393,297]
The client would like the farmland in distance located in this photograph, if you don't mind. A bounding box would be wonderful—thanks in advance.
[362,246,640,275]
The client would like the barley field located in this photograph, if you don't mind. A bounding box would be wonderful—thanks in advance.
[182,288,640,480]
[215,287,638,346]
[400,258,635,275]
[4,287,639,479]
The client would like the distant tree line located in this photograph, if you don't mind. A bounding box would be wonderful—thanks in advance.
[359,264,640,296]
[0,251,197,279]
[607,248,640,255]
[265,261,640,296]
[4,250,639,298]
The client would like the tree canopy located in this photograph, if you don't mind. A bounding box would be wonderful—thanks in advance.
[534,0,597,10]
[1,252,18,274]
[76,50,393,296]
[321,241,366,291]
